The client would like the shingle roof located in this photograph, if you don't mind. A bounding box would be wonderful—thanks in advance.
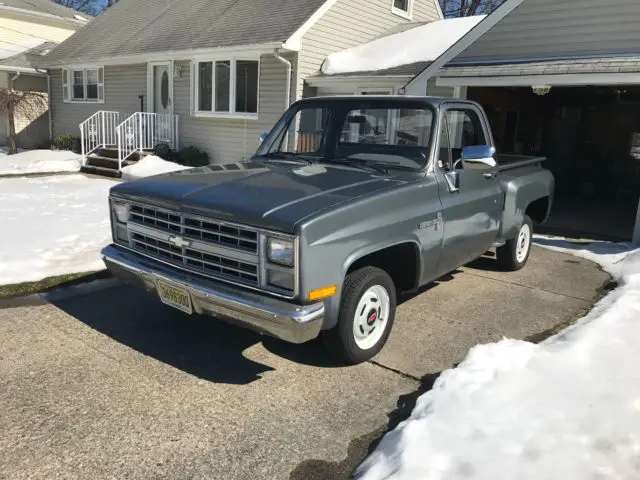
[40,0,327,67]
[1,0,87,21]
[0,41,58,70]
[440,56,640,77]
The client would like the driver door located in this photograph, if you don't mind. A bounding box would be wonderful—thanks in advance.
[434,104,503,275]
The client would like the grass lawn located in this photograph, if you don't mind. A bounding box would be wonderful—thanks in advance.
[0,271,111,299]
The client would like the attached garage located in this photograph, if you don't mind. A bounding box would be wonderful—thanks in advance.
[405,0,640,242]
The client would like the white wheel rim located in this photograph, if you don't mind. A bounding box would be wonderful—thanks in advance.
[516,223,531,263]
[352,285,390,350]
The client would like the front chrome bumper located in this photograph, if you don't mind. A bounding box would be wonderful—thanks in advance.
[101,245,324,344]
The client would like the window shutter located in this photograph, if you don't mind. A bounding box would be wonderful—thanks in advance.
[97,66,105,102]
[62,69,69,102]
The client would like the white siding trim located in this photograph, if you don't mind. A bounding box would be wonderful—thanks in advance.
[434,0,444,19]
[404,0,525,93]
[435,72,640,87]
[391,0,414,20]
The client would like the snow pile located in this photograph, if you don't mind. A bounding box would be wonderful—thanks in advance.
[356,238,640,480]
[121,155,191,181]
[0,174,116,285]
[322,15,486,75]
[0,148,81,175]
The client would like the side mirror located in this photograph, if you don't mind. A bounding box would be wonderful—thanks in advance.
[462,145,497,169]
[259,132,269,145]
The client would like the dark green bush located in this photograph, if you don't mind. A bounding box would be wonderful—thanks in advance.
[51,133,74,151]
[172,146,209,167]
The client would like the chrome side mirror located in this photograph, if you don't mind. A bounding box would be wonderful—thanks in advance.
[259,132,269,145]
[462,145,497,169]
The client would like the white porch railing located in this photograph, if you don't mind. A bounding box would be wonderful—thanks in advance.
[79,111,120,165]
[116,112,179,168]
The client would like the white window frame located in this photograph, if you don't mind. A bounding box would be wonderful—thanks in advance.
[391,0,413,19]
[62,66,104,103]
[191,55,260,119]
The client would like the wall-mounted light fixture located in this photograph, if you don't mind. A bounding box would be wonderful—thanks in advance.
[174,64,183,78]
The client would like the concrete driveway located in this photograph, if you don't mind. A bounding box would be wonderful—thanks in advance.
[0,246,609,480]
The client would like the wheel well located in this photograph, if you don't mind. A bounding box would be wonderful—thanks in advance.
[525,197,549,224]
[347,243,419,293]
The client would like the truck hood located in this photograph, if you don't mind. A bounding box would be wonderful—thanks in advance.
[110,161,409,232]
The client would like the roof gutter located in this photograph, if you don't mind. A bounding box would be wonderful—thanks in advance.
[0,5,87,26]
[39,42,295,69]
[0,66,40,74]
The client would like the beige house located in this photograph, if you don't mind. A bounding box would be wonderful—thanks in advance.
[0,0,87,148]
[38,0,443,175]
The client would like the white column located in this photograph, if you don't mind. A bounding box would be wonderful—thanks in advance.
[633,196,640,245]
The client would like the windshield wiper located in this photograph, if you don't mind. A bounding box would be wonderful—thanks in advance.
[259,152,312,165]
[323,157,388,175]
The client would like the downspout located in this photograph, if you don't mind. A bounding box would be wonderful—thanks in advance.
[273,48,293,149]
[34,68,53,142]
[8,72,20,150]
[273,48,292,111]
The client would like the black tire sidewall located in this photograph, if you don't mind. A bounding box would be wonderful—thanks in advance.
[334,267,397,364]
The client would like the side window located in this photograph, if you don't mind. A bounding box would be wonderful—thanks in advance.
[445,109,487,164]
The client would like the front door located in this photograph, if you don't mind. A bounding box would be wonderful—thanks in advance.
[434,104,503,275]
[151,63,172,144]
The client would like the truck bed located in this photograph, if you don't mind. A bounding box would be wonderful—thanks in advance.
[496,154,546,171]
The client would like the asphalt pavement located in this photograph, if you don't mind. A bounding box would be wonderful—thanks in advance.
[0,246,610,480]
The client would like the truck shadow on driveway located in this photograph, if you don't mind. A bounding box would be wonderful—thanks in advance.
[52,284,278,385]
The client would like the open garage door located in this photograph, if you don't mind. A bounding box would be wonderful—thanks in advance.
[468,85,640,241]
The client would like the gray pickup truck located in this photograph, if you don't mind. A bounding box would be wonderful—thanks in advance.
[102,96,554,364]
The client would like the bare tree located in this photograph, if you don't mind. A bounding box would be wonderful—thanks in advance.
[0,87,48,154]
[440,0,506,17]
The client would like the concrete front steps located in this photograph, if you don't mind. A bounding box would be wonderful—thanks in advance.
[80,146,152,178]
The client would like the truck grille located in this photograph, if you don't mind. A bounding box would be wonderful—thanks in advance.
[130,204,258,253]
[126,202,260,288]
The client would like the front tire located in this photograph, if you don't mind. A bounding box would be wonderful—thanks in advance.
[322,266,396,365]
[497,215,533,271]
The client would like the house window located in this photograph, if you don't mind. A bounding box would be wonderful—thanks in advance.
[194,57,259,118]
[62,67,104,103]
[392,0,413,18]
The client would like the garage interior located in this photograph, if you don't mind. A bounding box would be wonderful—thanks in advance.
[468,85,640,241]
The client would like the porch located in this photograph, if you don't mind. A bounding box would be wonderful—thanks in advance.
[79,110,179,177]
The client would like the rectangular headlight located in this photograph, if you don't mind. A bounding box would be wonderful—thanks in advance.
[267,270,295,291]
[267,237,294,266]
[112,199,129,224]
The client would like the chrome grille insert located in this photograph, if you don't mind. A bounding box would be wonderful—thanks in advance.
[126,202,260,288]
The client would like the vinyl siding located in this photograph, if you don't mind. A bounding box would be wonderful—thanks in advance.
[12,74,49,148]
[454,0,640,63]
[50,64,147,137]
[174,53,296,163]
[297,0,440,98]
[426,78,455,97]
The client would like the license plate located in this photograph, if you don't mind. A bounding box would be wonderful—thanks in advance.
[156,279,193,315]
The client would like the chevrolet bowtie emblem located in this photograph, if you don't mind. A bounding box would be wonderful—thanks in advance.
[168,235,192,248]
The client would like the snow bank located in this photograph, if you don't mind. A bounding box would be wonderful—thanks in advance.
[121,155,191,181]
[0,148,81,175]
[356,239,640,480]
[0,174,116,285]
[322,15,485,75]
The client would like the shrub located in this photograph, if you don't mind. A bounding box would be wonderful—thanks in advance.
[51,133,74,151]
[173,146,209,167]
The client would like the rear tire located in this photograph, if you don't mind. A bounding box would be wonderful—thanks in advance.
[497,215,533,271]
[322,266,396,365]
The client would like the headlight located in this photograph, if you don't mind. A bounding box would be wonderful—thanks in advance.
[113,200,129,224]
[267,270,295,291]
[267,237,294,266]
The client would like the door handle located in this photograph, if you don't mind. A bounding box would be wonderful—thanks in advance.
[483,172,496,179]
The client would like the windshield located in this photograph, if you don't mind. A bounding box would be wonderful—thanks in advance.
[256,100,435,171]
